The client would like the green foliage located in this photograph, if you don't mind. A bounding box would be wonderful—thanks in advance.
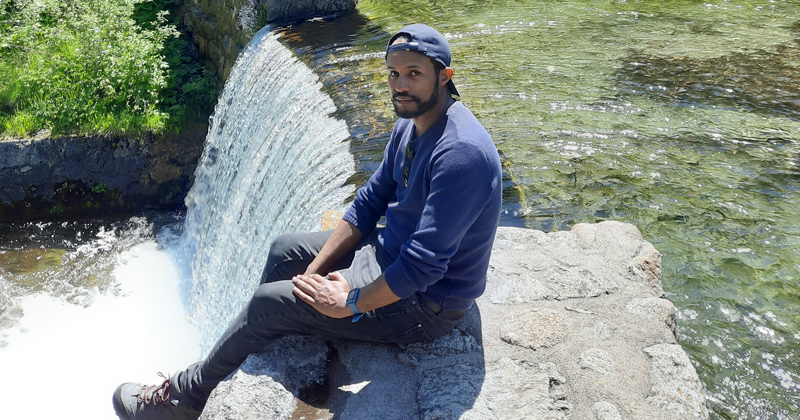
[0,0,216,138]
[132,0,174,29]
[90,181,106,194]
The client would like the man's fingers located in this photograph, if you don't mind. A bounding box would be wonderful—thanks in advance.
[292,285,314,304]
[292,277,317,302]
[328,271,346,283]
[296,273,326,284]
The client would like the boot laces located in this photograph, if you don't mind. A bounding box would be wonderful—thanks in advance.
[139,372,172,406]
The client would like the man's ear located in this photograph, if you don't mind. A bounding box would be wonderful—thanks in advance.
[441,67,454,85]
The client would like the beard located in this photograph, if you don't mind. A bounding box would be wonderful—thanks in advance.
[392,80,440,119]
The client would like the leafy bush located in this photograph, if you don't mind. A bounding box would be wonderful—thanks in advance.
[0,0,216,138]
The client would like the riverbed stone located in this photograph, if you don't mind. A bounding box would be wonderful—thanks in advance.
[200,222,709,419]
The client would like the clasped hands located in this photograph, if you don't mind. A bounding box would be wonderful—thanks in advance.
[291,272,355,319]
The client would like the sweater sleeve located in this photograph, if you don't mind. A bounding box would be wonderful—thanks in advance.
[343,136,398,235]
[382,141,497,298]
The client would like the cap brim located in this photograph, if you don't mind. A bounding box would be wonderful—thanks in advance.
[447,80,460,96]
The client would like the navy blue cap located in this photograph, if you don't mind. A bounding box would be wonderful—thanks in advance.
[386,24,460,96]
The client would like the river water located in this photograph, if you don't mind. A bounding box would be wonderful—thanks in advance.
[0,1,798,419]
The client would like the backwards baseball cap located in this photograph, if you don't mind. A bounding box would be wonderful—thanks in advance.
[385,24,460,97]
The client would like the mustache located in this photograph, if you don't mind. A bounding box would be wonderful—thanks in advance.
[393,92,421,102]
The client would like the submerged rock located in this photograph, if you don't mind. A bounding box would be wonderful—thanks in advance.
[201,221,709,419]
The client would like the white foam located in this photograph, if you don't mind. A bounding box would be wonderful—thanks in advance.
[0,241,201,419]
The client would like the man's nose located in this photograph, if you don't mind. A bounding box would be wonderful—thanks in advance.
[395,76,410,92]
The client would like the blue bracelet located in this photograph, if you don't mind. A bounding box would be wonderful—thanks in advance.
[347,288,363,322]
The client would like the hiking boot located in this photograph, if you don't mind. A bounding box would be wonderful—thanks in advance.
[112,372,200,420]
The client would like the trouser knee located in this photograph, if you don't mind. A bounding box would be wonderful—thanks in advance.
[261,231,335,284]
[261,233,308,284]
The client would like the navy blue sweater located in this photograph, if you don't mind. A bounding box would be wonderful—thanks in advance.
[343,102,502,311]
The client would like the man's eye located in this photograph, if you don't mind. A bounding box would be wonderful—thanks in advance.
[410,71,421,76]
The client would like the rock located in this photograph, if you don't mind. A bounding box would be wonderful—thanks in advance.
[177,0,358,83]
[593,401,623,420]
[588,321,612,341]
[198,363,296,420]
[201,222,709,420]
[320,209,342,230]
[451,358,571,420]
[0,126,206,221]
[499,307,569,350]
[485,222,664,304]
[626,297,677,335]
[200,336,329,420]
[643,343,709,419]
[579,347,616,374]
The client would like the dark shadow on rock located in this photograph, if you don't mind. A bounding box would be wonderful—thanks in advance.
[226,307,486,420]
[324,305,486,420]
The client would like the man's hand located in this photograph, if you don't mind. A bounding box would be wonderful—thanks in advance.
[292,272,354,319]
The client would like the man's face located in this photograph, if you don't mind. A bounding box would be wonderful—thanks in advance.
[386,50,441,119]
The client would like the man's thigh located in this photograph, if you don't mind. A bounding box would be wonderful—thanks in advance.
[254,233,457,344]
[260,230,338,284]
[262,228,381,284]
[252,280,456,345]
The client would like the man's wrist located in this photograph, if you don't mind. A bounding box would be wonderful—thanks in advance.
[346,288,363,322]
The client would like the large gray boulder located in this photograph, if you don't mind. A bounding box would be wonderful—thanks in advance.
[200,221,709,419]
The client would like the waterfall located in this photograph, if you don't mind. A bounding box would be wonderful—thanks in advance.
[179,27,355,353]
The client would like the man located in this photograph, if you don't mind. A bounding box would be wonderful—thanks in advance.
[113,23,502,420]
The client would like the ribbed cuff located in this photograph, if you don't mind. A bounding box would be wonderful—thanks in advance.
[383,262,417,299]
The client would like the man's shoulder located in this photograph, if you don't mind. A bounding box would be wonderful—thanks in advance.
[432,105,500,175]
[440,102,494,150]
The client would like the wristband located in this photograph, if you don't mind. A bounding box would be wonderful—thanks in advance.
[346,288,363,322]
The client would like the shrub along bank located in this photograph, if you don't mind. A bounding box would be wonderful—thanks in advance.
[0,0,216,138]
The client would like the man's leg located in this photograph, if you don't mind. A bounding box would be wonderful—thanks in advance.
[114,231,460,418]
[113,230,343,420]
[173,238,459,412]
[174,229,361,410]
[259,229,367,284]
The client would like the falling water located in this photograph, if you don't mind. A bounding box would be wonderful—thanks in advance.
[179,27,355,352]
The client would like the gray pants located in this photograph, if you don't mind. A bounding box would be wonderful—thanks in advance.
[174,229,460,411]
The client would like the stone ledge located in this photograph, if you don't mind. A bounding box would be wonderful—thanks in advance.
[200,221,709,420]
[0,125,206,221]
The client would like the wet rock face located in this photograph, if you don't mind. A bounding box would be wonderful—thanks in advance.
[201,222,710,420]
[0,128,205,221]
